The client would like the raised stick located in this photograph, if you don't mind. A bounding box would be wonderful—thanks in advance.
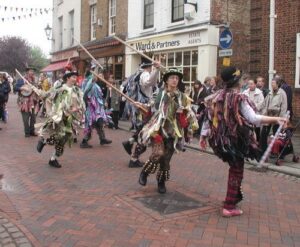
[90,72,148,114]
[73,36,104,70]
[112,35,166,70]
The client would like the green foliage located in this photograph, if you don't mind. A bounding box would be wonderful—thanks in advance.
[30,46,49,72]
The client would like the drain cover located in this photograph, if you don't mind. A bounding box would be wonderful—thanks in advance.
[135,191,205,215]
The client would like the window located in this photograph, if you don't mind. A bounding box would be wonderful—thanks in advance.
[90,4,97,40]
[69,10,74,46]
[172,0,184,22]
[154,50,198,83]
[58,16,63,49]
[109,0,116,35]
[57,0,63,5]
[144,0,154,29]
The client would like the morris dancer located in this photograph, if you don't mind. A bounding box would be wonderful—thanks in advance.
[36,69,85,168]
[122,61,160,168]
[138,68,198,193]
[200,67,286,217]
[79,65,112,148]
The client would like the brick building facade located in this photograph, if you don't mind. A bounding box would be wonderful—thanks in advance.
[211,0,251,75]
[249,0,300,118]
[79,0,128,80]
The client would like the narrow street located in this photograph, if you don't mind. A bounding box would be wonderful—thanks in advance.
[0,95,299,247]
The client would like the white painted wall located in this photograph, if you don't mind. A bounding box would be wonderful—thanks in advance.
[52,0,81,52]
[128,0,211,39]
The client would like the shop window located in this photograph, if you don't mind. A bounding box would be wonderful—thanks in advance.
[168,52,174,66]
[109,0,116,35]
[172,0,184,23]
[183,51,191,66]
[154,49,198,83]
[144,0,154,29]
[115,64,123,80]
[192,50,198,65]
[90,4,97,40]
[175,52,182,66]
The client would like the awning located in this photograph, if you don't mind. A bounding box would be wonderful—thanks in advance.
[41,60,68,72]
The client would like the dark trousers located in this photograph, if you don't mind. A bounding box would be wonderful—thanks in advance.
[112,110,119,128]
[83,118,106,142]
[46,133,71,157]
[224,158,244,210]
[260,124,279,153]
[21,110,36,136]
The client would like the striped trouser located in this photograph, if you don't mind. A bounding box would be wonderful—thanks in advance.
[224,158,244,210]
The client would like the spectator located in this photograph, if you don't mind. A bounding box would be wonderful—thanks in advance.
[0,73,11,122]
[240,73,250,92]
[275,74,293,120]
[256,76,269,98]
[243,78,264,141]
[106,74,120,129]
[203,76,211,90]
[190,80,208,136]
[207,76,220,95]
[260,78,287,153]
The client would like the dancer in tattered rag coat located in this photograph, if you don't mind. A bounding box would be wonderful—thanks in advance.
[200,67,287,217]
[137,68,198,194]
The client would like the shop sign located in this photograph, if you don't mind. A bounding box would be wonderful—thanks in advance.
[128,30,204,52]
[52,49,79,62]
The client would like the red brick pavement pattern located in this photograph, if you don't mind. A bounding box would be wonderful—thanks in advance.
[0,95,300,246]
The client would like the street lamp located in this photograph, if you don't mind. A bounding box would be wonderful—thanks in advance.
[44,24,54,41]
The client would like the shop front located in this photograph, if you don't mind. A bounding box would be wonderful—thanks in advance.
[78,37,125,81]
[125,25,219,84]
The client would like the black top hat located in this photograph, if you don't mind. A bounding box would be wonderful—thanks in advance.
[163,68,183,82]
[25,66,36,72]
[140,62,153,69]
[220,66,241,88]
[63,70,78,80]
[163,67,185,92]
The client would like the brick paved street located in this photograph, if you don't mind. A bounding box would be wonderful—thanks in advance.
[0,95,300,247]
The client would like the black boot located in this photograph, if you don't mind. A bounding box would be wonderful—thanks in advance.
[48,159,62,168]
[122,141,133,155]
[37,138,46,153]
[100,139,112,145]
[80,140,93,148]
[129,159,143,168]
[157,180,166,194]
[139,171,148,186]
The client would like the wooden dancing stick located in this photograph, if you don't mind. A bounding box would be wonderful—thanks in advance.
[258,111,290,168]
[73,36,104,70]
[112,35,166,70]
[90,71,148,114]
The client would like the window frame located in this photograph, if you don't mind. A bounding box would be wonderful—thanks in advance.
[58,16,63,49]
[90,4,97,40]
[109,0,116,35]
[171,0,184,23]
[143,0,154,29]
[296,33,300,88]
[69,10,74,46]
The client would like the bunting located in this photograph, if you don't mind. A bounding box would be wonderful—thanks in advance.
[0,5,52,22]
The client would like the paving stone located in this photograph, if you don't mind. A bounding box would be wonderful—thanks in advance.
[3,244,16,247]
[18,243,32,247]
[11,232,24,238]
[6,228,18,234]
[1,238,13,244]
[15,238,29,244]
[0,233,9,239]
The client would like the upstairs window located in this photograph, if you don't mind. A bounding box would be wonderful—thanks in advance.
[144,0,154,29]
[69,10,74,46]
[58,16,63,49]
[172,0,184,22]
[109,0,116,35]
[90,4,97,40]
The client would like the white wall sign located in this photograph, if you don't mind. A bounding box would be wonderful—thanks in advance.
[128,30,203,53]
[219,49,233,57]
